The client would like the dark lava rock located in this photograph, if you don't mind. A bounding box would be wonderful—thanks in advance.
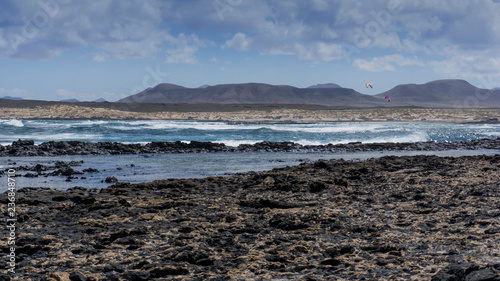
[151,266,189,277]
[269,214,309,230]
[3,154,500,280]
[48,166,84,176]
[69,271,88,281]
[105,176,119,183]
[432,263,500,281]
[12,139,34,146]
[1,138,499,156]
[309,181,327,193]
[83,168,99,173]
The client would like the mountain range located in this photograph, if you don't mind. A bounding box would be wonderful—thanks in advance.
[119,80,500,108]
[1,96,24,100]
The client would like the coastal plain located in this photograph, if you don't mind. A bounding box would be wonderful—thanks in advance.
[0,101,499,122]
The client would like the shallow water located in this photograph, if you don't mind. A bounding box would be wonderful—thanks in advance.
[2,149,499,191]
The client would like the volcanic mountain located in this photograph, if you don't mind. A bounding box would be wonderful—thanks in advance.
[376,80,500,108]
[118,80,500,108]
[119,83,385,106]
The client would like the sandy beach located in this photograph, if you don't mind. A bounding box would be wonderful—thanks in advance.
[0,102,499,123]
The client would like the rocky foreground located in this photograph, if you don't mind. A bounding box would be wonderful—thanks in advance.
[1,155,499,280]
[2,138,500,156]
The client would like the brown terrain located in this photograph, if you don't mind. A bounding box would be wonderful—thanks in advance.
[0,99,499,123]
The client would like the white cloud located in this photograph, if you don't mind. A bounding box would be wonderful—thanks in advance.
[224,32,252,51]
[1,0,499,81]
[165,33,209,64]
[57,89,118,101]
[0,88,33,99]
[430,48,500,80]
[93,53,107,63]
[294,42,343,62]
[101,91,126,102]
[311,0,329,11]
[56,89,77,98]
[353,54,425,72]
[0,29,8,49]
[0,1,166,59]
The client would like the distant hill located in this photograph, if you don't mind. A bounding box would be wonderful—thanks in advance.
[119,83,384,106]
[308,83,342,89]
[2,96,24,100]
[375,79,500,107]
[61,98,80,103]
[93,98,108,103]
[114,80,500,108]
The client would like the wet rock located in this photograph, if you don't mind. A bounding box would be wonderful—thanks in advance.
[105,176,119,183]
[12,139,35,146]
[1,138,499,156]
[48,166,84,176]
[82,168,99,173]
[34,164,48,172]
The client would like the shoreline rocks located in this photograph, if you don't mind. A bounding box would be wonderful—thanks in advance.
[1,137,499,156]
[1,155,499,280]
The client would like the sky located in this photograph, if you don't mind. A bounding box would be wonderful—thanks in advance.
[1,0,500,102]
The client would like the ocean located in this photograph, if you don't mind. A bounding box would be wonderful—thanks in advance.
[1,119,500,146]
[1,119,499,191]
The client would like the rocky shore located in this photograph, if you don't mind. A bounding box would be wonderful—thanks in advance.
[1,138,500,157]
[1,154,499,280]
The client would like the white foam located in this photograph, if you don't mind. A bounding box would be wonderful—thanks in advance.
[294,139,330,146]
[72,120,108,126]
[1,119,24,127]
[264,123,404,134]
[11,133,101,143]
[216,140,261,147]
[483,131,500,137]
[366,130,429,144]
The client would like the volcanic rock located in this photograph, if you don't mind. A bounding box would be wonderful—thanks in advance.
[1,155,499,280]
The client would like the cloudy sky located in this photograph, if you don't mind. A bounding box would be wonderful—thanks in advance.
[1,0,499,101]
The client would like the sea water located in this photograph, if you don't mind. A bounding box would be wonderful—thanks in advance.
[1,119,499,146]
[2,149,500,191]
[1,119,499,191]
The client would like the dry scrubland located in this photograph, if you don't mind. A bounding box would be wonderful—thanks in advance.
[0,104,499,122]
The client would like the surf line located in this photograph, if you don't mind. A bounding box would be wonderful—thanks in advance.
[5,167,17,274]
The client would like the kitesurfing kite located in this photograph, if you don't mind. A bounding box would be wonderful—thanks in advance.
[385,95,391,102]
[365,83,373,88]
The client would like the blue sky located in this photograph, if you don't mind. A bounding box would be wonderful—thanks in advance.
[1,0,499,101]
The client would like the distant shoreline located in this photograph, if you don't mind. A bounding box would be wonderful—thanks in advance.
[0,101,499,123]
